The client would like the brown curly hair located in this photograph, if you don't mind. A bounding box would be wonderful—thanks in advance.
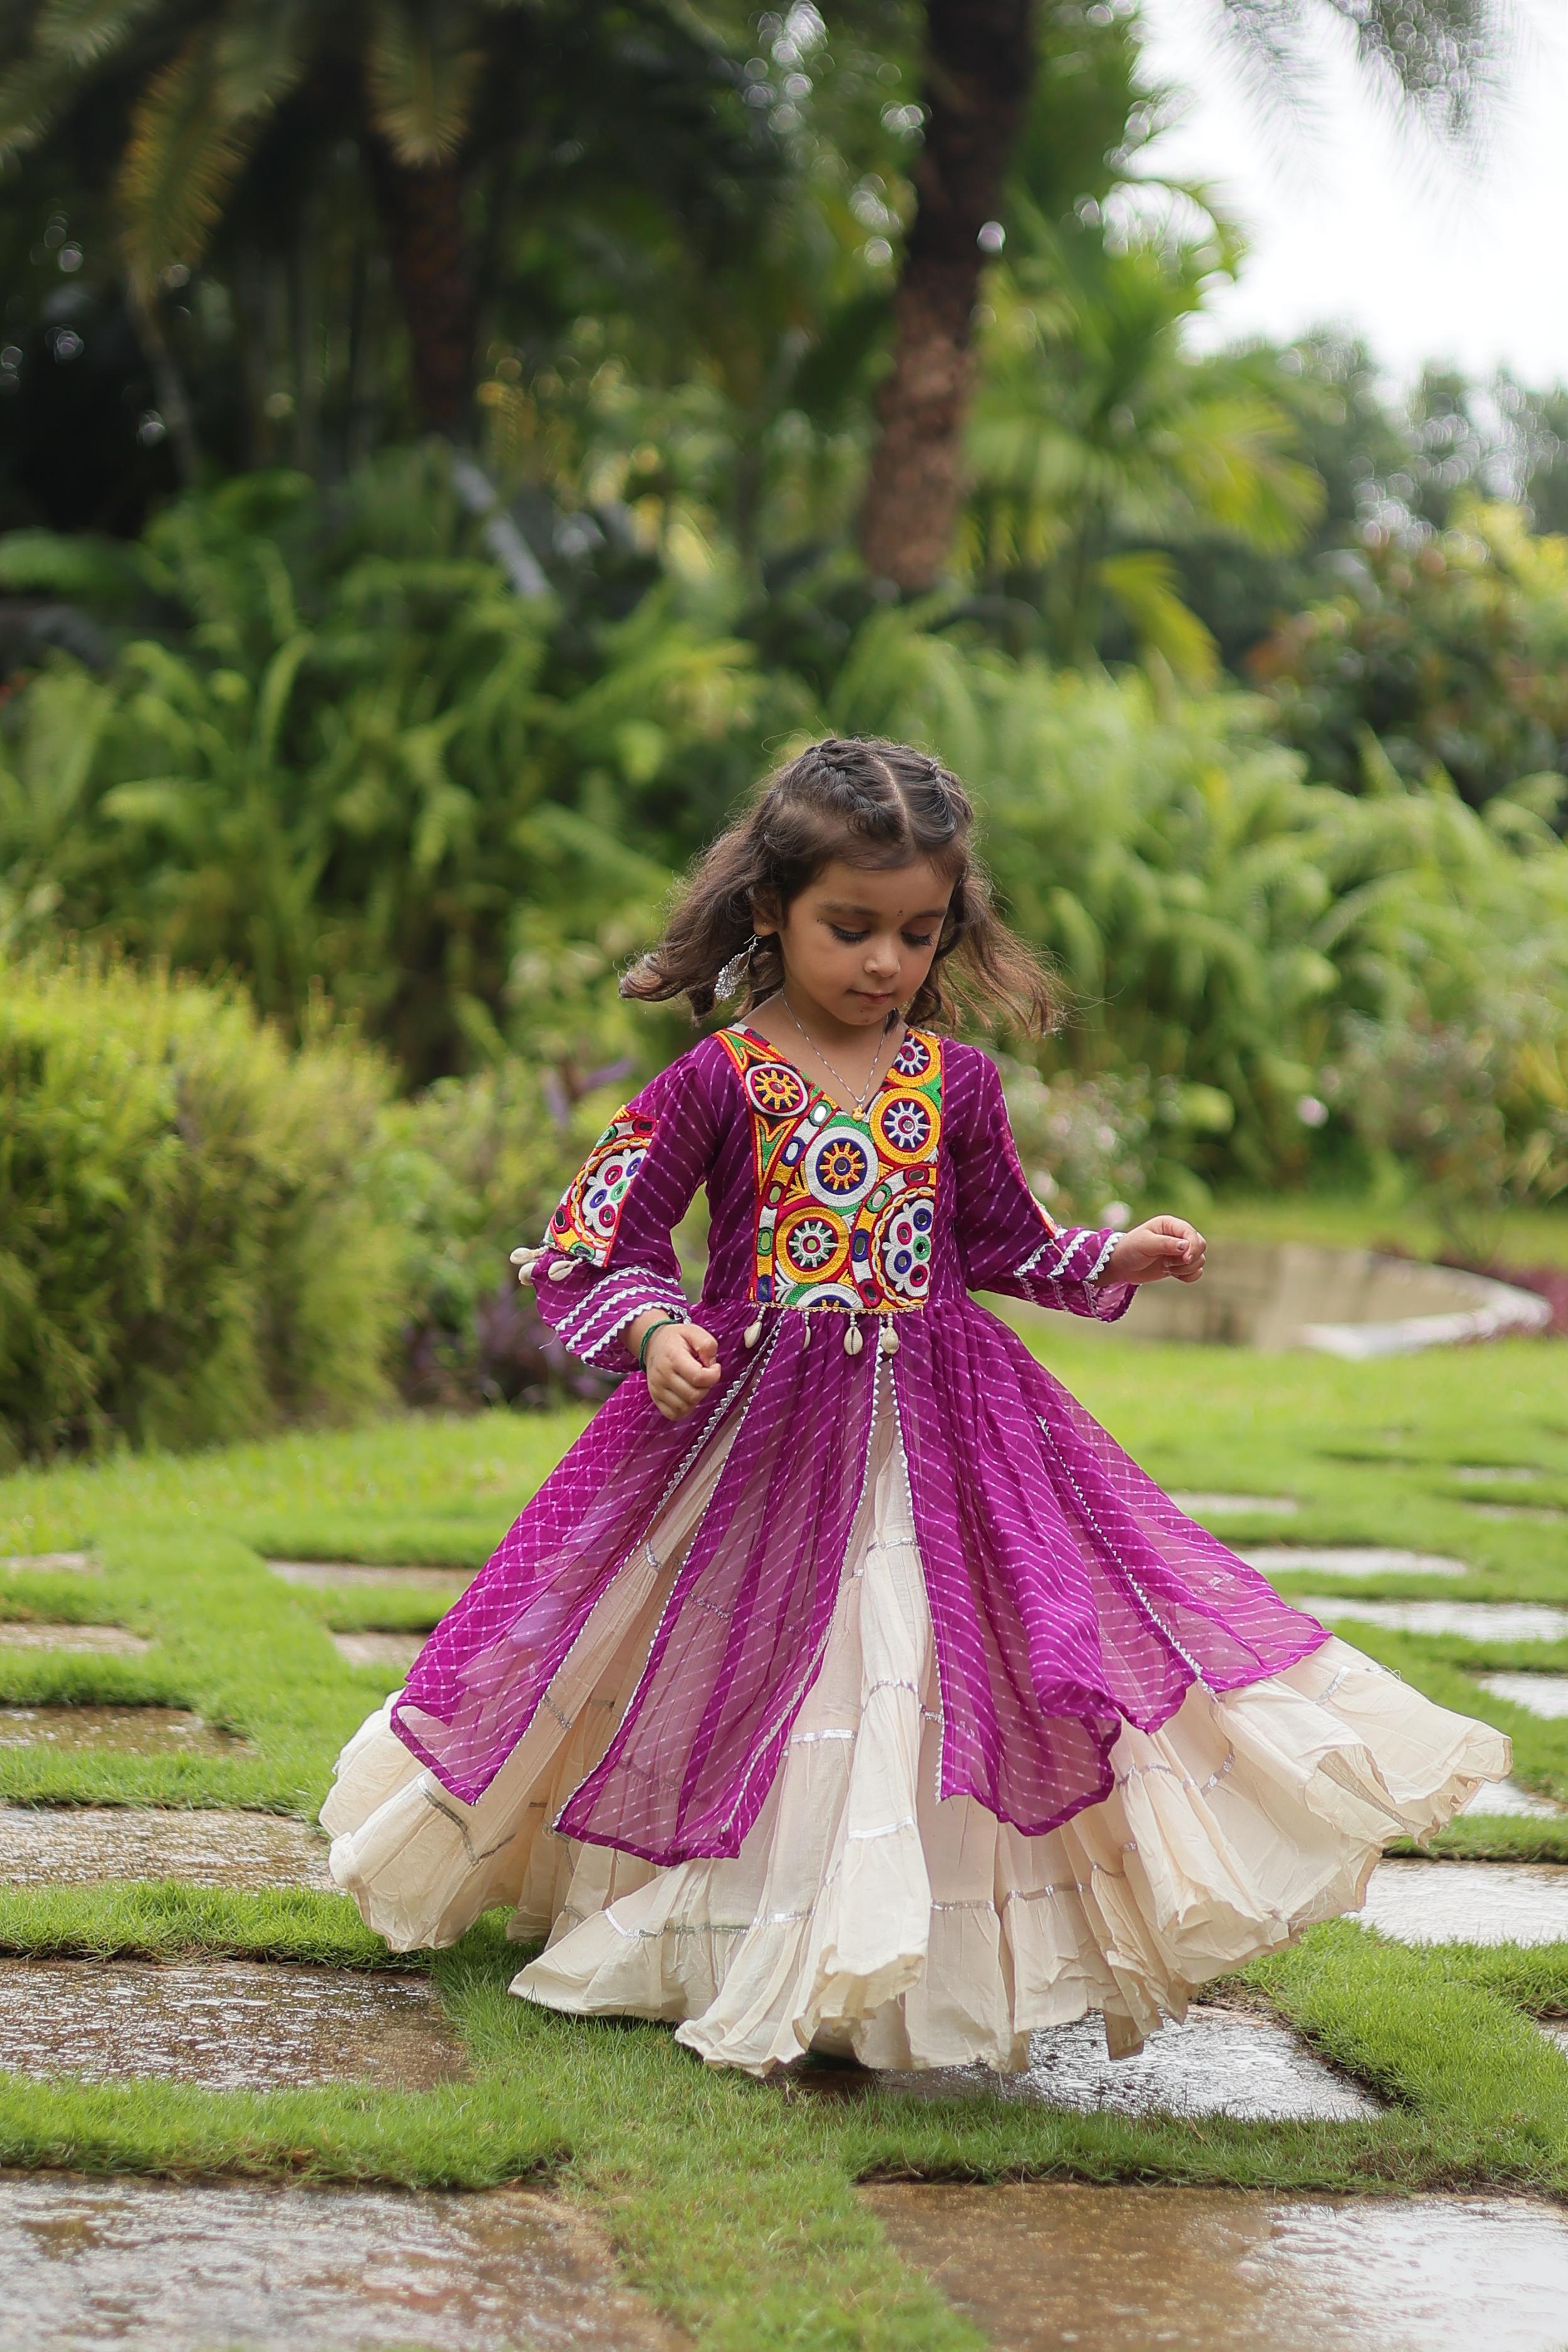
[621,736,1062,1035]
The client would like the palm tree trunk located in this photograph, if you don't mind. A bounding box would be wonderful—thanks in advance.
[857,0,1036,592]
[366,145,477,436]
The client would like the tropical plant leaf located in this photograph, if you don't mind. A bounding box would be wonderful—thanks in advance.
[33,0,168,67]
[364,0,483,165]
[115,16,305,287]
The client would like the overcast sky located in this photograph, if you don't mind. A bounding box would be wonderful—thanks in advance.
[1134,0,1568,387]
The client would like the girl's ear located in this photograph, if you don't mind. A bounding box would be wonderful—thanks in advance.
[750,889,782,939]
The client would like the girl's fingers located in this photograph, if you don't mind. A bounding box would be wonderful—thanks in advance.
[684,1324,720,1365]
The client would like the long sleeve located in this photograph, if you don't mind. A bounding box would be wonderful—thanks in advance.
[947,1046,1134,1322]
[516,1045,724,1369]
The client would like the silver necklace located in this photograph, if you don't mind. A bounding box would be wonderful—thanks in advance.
[777,993,901,1113]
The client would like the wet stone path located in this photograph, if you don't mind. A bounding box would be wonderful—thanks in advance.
[0,1959,466,2093]
[0,1805,332,1889]
[862,2182,1568,2352]
[0,1706,242,1757]
[0,1624,148,1655]
[0,2177,682,2352]
[1361,1859,1568,1944]
[1245,1547,1466,1577]
[797,2007,1378,2123]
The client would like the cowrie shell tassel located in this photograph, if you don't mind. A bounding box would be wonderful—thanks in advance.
[509,1245,545,1284]
[547,1258,575,1282]
[879,1320,899,1355]
[800,1316,810,1347]
[744,1317,764,1349]
[843,1321,864,1356]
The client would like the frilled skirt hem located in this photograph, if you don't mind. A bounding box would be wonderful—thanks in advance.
[322,1406,1509,2073]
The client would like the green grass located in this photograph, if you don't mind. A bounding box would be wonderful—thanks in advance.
[1,1332,1568,2343]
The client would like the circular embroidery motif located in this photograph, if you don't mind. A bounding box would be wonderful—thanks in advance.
[803,1123,878,1210]
[744,1059,809,1118]
[873,1190,935,1300]
[871,1089,935,1163]
[890,1033,934,1081]
[776,1202,849,1285]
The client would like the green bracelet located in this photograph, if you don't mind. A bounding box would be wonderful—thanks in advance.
[636,1314,683,1371]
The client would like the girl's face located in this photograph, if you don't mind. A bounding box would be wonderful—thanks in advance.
[758,856,953,1032]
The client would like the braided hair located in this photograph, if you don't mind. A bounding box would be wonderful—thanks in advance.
[622,736,1062,1035]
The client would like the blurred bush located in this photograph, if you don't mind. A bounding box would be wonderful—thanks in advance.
[0,954,396,1464]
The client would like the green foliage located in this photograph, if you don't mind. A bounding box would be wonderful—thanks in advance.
[829,612,1568,1194]
[0,950,396,1463]
[0,450,763,1082]
[1255,502,1568,811]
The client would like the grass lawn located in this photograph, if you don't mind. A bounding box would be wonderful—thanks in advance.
[1,1324,1566,2348]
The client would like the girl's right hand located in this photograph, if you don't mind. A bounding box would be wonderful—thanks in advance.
[641,1320,722,1421]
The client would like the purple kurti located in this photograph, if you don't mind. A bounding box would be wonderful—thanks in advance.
[391,1028,1330,1866]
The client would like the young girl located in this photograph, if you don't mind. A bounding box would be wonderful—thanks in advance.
[324,736,1507,2073]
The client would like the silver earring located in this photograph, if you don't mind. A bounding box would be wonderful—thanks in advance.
[715,933,758,999]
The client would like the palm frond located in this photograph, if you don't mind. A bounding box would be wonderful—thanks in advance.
[116,24,272,290]
[365,0,483,166]
[33,0,169,67]
[1216,0,1512,143]
[0,48,79,161]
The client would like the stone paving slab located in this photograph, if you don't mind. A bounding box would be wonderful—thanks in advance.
[1298,1598,1568,1640]
[1170,1492,1298,1517]
[861,2182,1568,2352]
[267,1559,470,1594]
[0,1959,465,2092]
[1457,1775,1562,1818]
[1360,1859,1568,1944]
[1480,1672,1568,1719]
[798,2008,1378,2123]
[1453,1465,1552,1483]
[0,2175,681,2352]
[1465,1503,1566,1523]
[0,1553,95,1574]
[1245,1547,1465,1578]
[0,1623,149,1655]
[0,1807,332,1890]
[0,1707,240,1757]
[332,1630,423,1677]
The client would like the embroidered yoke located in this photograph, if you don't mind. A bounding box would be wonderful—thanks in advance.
[389,1028,1331,1868]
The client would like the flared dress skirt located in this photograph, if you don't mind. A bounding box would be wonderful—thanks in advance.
[322,1391,1508,2071]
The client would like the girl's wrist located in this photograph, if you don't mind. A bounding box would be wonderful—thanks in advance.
[633,1312,682,1371]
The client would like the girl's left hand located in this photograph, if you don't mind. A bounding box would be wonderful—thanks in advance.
[1102,1216,1206,1287]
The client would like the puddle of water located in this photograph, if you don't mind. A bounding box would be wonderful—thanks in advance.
[0,2176,679,2352]
[0,1807,331,1890]
[861,2183,1568,2352]
[1296,1598,1568,1640]
[0,1708,240,1758]
[1479,1673,1568,1720]
[0,1625,148,1655]
[1457,1777,1561,1819]
[1170,1493,1299,1518]
[332,1630,422,1677]
[1359,1859,1568,1944]
[0,1959,465,2093]
[267,1559,469,1594]
[1244,1548,1466,1579]
[0,1553,95,1574]
[797,2009,1376,2123]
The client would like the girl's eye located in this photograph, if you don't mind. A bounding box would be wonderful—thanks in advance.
[827,924,936,946]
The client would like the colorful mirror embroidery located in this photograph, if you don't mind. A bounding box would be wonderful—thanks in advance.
[717,1027,944,1310]
[548,1108,657,1266]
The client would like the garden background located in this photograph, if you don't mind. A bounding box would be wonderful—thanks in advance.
[2,0,1567,1462]
[4,8,1568,2347]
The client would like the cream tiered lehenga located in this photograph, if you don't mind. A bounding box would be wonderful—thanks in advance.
[322,1393,1508,2072]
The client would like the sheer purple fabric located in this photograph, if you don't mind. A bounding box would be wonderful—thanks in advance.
[391,1034,1330,1863]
